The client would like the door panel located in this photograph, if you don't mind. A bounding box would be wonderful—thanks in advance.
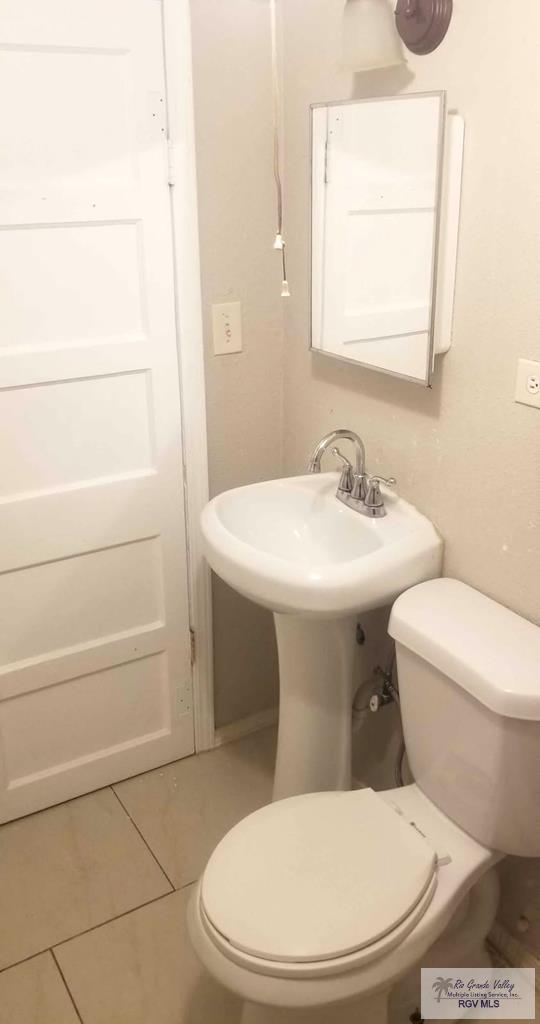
[0,539,164,666]
[0,223,145,347]
[0,0,195,822]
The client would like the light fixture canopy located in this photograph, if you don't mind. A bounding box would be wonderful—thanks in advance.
[342,0,453,72]
[342,0,404,72]
[395,0,453,55]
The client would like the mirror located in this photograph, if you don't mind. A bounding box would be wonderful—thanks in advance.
[310,92,463,386]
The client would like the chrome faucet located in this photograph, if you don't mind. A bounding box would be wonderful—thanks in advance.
[308,428,366,479]
[307,428,395,518]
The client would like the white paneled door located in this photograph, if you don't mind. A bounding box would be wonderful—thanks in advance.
[0,0,195,822]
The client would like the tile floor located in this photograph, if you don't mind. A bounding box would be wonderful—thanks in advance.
[0,728,276,1024]
[1,727,537,1024]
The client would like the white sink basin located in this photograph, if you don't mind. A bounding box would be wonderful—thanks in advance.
[201,472,442,617]
[201,471,442,800]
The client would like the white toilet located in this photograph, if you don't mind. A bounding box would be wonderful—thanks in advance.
[188,579,540,1024]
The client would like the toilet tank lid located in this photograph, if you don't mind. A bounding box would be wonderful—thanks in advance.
[389,579,540,721]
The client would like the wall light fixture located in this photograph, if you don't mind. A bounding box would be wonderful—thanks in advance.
[395,0,453,55]
[342,0,453,71]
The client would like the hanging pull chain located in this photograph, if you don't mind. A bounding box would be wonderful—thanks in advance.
[270,0,290,297]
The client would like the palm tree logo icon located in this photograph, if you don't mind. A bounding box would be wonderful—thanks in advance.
[432,977,453,1003]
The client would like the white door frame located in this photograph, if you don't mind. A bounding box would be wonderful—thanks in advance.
[162,0,214,751]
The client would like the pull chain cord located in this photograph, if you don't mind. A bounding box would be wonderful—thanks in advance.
[270,0,290,297]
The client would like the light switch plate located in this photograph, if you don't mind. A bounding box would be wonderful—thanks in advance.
[515,358,540,409]
[212,301,242,355]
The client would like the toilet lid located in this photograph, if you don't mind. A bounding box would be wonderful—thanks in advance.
[201,789,437,964]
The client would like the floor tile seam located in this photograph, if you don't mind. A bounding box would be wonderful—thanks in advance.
[0,882,196,976]
[50,947,85,1023]
[110,786,176,891]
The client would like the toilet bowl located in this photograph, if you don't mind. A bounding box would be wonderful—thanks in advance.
[188,579,540,1022]
[189,785,500,1022]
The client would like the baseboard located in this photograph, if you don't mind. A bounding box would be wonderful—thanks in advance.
[212,707,278,748]
[488,921,540,987]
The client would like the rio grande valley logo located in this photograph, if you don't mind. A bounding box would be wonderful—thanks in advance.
[433,977,454,1003]
[421,968,536,1019]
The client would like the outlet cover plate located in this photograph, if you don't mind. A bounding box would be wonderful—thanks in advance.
[515,358,540,409]
[212,301,242,355]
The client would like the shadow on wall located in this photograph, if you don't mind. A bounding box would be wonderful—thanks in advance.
[311,350,444,420]
[212,575,279,729]
[352,63,415,99]
[497,857,540,959]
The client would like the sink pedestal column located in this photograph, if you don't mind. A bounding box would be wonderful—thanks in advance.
[272,614,358,801]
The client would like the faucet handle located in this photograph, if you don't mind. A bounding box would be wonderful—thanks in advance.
[330,447,353,493]
[350,472,368,502]
[364,475,396,508]
[369,475,396,487]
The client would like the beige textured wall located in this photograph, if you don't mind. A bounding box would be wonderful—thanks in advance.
[190,0,540,954]
[282,0,540,623]
[281,0,540,958]
[190,0,282,727]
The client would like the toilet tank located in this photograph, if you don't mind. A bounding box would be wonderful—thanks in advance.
[389,579,540,857]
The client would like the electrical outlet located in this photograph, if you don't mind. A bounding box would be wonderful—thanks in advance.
[515,358,540,409]
[212,301,242,355]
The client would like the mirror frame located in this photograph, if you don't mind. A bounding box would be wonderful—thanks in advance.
[309,91,447,387]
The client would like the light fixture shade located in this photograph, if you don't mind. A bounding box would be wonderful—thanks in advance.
[342,0,404,72]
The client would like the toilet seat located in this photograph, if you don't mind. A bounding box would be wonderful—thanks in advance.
[200,789,438,972]
[190,785,499,1006]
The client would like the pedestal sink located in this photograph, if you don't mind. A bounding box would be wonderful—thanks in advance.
[201,472,442,799]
